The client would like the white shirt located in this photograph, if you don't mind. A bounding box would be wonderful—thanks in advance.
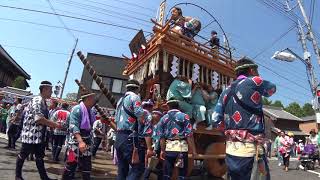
[309,135,318,145]
[92,120,105,138]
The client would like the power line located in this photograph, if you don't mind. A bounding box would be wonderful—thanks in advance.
[49,0,151,28]
[49,0,150,27]
[258,0,297,23]
[235,45,309,85]
[310,0,315,25]
[277,93,306,104]
[255,60,309,91]
[109,0,155,12]
[0,4,153,34]
[0,17,130,42]
[234,44,310,93]
[53,0,152,24]
[47,0,76,40]
[253,24,296,59]
[259,0,320,41]
[4,0,151,29]
[84,0,151,18]
[1,44,71,56]
[200,20,215,33]
[275,81,311,98]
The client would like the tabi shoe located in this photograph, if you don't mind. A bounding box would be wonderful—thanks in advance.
[205,125,213,130]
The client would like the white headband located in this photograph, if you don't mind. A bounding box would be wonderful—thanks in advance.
[81,93,95,99]
[39,83,52,87]
[126,84,140,88]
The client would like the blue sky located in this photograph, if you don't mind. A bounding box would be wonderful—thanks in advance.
[0,0,319,106]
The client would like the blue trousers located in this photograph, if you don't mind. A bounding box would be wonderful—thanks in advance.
[143,149,163,180]
[163,151,188,180]
[92,137,102,157]
[226,154,270,180]
[115,132,144,180]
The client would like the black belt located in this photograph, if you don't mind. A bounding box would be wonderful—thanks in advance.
[117,130,133,135]
[167,138,187,141]
[80,129,91,137]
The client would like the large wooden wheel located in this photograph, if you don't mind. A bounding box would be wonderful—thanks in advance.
[204,142,227,177]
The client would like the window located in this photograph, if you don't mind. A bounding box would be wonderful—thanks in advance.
[112,79,122,93]
[103,77,112,90]
[121,81,127,94]
[91,80,100,90]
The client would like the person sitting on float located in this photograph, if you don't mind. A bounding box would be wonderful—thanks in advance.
[166,76,193,119]
[169,7,201,38]
[201,84,219,130]
[190,83,206,130]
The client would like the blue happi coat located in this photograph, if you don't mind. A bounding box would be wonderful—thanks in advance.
[138,109,153,138]
[213,75,276,134]
[158,109,193,139]
[115,91,144,131]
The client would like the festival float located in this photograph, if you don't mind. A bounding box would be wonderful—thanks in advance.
[76,1,237,179]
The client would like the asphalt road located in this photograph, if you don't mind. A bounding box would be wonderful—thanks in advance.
[0,134,319,180]
[0,133,117,180]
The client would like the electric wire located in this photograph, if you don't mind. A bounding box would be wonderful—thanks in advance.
[0,17,130,42]
[51,0,151,28]
[235,44,309,85]
[84,0,151,18]
[253,24,296,59]
[3,0,151,29]
[47,0,77,40]
[259,0,320,41]
[310,0,315,25]
[53,0,152,24]
[2,44,72,56]
[0,4,153,34]
[108,0,155,12]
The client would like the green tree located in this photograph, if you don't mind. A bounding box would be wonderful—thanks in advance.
[12,76,26,90]
[262,97,272,105]
[271,100,284,108]
[302,103,315,116]
[64,93,78,102]
[285,102,304,117]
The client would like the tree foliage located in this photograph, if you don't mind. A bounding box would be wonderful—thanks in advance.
[12,76,26,90]
[285,102,305,117]
[64,93,78,102]
[262,98,314,118]
[271,100,284,108]
[262,97,272,105]
[302,103,315,116]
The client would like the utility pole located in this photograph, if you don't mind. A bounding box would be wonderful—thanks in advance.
[297,20,317,97]
[284,0,320,123]
[59,38,78,99]
[297,0,320,66]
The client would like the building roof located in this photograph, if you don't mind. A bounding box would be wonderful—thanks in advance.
[284,130,307,136]
[301,115,316,122]
[0,86,32,96]
[0,45,31,80]
[271,127,307,136]
[87,53,128,80]
[263,105,303,121]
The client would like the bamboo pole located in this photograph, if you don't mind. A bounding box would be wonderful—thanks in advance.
[75,79,116,130]
[77,51,117,108]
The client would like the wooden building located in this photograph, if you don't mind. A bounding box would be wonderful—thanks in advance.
[263,106,307,141]
[0,45,30,89]
[78,53,128,109]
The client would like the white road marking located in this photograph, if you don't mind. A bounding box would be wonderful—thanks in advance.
[307,170,320,177]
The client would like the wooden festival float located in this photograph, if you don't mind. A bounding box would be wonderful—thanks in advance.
[75,2,237,179]
[120,3,237,178]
